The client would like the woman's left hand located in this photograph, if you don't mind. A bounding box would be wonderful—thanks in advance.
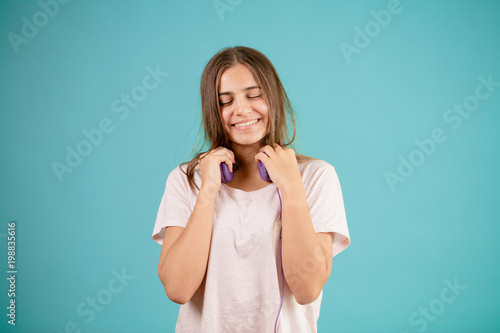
[255,144,303,192]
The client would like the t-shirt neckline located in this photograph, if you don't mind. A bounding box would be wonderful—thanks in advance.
[222,182,276,194]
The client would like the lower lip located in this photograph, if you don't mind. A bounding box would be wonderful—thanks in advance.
[232,119,260,130]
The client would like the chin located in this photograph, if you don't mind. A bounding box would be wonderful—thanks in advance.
[230,136,267,146]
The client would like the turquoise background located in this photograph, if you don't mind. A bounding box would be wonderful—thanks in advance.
[1,0,499,332]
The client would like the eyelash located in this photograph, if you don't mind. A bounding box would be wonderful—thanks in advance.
[220,95,262,106]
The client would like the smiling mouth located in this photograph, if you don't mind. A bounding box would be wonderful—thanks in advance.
[232,119,260,128]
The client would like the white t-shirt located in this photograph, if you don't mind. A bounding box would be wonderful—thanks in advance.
[152,158,350,332]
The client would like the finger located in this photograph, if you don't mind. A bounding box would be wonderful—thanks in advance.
[213,149,234,173]
[200,147,223,159]
[215,150,233,173]
[199,152,208,161]
[223,148,235,163]
[203,148,234,173]
[221,154,233,173]
[205,147,229,159]
[258,145,275,159]
[207,155,230,180]
[255,150,270,163]
[286,147,296,156]
[210,147,234,161]
[199,150,230,173]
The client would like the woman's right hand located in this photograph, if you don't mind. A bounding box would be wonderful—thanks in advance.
[197,147,235,196]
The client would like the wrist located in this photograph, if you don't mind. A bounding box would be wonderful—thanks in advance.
[193,186,218,213]
[199,184,219,199]
[281,182,307,204]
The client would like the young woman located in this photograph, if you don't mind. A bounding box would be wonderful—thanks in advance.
[152,46,350,332]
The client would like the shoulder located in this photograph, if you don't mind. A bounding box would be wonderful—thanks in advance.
[298,157,341,195]
[298,157,337,178]
[168,163,201,180]
[300,159,342,202]
[165,164,186,184]
[165,163,202,194]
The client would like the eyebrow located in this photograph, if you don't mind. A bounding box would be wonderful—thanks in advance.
[218,85,261,96]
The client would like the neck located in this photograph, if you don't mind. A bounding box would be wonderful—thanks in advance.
[231,141,263,176]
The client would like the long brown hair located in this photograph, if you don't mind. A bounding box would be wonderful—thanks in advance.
[181,46,315,193]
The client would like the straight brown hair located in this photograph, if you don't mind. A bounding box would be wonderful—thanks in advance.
[181,46,315,193]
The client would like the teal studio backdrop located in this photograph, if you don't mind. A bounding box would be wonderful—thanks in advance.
[0,0,499,332]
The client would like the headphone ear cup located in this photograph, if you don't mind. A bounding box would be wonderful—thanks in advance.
[258,161,272,182]
[220,163,233,183]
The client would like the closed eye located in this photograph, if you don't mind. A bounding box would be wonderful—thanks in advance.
[219,95,262,106]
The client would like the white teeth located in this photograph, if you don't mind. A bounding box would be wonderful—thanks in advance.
[234,119,258,127]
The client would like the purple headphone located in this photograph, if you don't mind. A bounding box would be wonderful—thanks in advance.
[220,160,271,183]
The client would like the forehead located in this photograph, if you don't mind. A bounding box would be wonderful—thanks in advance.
[218,64,259,92]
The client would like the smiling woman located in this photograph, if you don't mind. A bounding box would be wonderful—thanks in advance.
[152,46,351,333]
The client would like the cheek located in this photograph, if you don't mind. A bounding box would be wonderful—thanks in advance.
[256,100,269,115]
[262,107,270,124]
[220,109,230,124]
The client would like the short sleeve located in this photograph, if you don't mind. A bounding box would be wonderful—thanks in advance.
[305,161,351,257]
[152,166,193,245]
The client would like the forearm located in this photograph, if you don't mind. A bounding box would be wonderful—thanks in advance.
[159,187,217,303]
[281,184,329,305]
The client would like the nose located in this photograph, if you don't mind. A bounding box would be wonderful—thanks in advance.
[235,96,252,115]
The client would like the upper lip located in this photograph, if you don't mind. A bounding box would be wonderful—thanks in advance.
[232,118,260,126]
